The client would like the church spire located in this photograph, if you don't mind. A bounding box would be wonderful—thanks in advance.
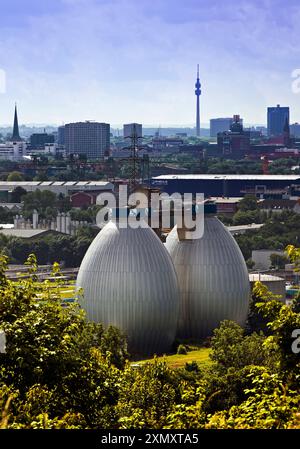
[12,103,21,141]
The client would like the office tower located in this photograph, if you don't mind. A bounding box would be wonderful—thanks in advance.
[290,123,300,138]
[210,117,240,138]
[123,123,142,139]
[64,121,110,159]
[267,104,289,137]
[30,133,55,149]
[58,125,65,145]
[195,64,201,137]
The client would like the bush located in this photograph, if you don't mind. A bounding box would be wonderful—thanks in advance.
[177,344,187,355]
[185,361,199,372]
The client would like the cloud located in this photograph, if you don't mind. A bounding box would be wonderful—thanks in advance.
[0,0,299,124]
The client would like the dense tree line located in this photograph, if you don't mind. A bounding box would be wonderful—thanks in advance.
[235,209,300,261]
[0,227,97,267]
[0,250,299,429]
[0,156,299,184]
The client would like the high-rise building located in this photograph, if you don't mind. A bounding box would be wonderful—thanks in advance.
[217,115,250,158]
[290,123,300,138]
[195,65,201,137]
[210,117,241,138]
[64,121,110,159]
[267,104,289,137]
[123,123,142,139]
[58,125,65,145]
[30,133,55,149]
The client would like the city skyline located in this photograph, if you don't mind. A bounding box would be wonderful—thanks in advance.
[0,0,299,125]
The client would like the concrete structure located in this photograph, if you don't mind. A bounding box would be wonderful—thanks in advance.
[251,249,285,270]
[267,105,289,137]
[0,141,27,160]
[0,104,27,160]
[151,137,184,151]
[165,205,250,339]
[217,115,250,158]
[76,216,179,355]
[58,125,65,145]
[123,123,142,139]
[0,229,64,239]
[210,197,243,215]
[26,143,65,158]
[259,198,299,213]
[290,123,300,138]
[65,121,110,159]
[210,117,235,138]
[13,211,88,236]
[0,330,6,354]
[228,223,264,235]
[30,133,55,149]
[249,273,286,302]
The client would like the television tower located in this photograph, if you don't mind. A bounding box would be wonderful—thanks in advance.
[195,64,201,137]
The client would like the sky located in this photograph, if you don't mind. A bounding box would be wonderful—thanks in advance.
[0,0,300,127]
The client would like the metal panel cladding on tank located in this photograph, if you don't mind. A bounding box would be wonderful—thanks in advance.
[76,221,179,355]
[165,217,250,339]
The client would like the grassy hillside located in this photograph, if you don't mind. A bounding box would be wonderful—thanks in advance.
[134,347,212,369]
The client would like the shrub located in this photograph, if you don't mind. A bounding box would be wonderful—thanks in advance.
[177,344,187,355]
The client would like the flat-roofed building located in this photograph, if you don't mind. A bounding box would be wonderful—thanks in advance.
[123,123,142,139]
[65,121,110,159]
[0,181,114,197]
[151,174,300,198]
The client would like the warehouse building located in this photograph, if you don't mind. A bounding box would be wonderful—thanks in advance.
[0,181,114,199]
[151,174,300,198]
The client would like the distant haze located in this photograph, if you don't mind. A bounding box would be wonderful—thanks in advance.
[0,0,299,124]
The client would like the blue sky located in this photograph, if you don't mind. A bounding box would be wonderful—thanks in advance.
[0,0,299,126]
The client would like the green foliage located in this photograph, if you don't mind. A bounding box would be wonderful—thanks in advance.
[246,281,282,335]
[0,230,98,267]
[7,171,24,182]
[0,207,14,224]
[117,359,183,429]
[10,186,27,203]
[286,244,300,271]
[0,251,299,429]
[21,189,71,219]
[206,368,299,429]
[177,344,187,355]
[0,255,128,428]
[235,210,300,260]
[210,320,271,371]
[232,209,261,225]
[270,253,289,269]
[237,195,259,212]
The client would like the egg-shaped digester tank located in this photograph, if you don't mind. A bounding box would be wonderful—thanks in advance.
[165,204,250,339]
[76,215,179,355]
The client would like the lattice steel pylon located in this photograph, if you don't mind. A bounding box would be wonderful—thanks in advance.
[124,124,144,194]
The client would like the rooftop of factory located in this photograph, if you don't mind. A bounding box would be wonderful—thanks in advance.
[153,174,300,181]
[0,181,112,187]
[249,273,285,282]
